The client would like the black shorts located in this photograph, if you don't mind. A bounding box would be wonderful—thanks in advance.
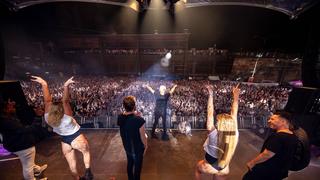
[205,153,223,171]
[61,130,81,145]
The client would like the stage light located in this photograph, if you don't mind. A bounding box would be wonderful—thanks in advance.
[161,57,170,67]
[136,0,150,12]
[164,0,180,13]
[165,51,172,59]
[134,0,181,12]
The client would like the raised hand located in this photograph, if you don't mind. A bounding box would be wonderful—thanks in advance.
[232,84,240,98]
[134,111,142,117]
[205,84,214,95]
[30,76,47,86]
[64,77,75,87]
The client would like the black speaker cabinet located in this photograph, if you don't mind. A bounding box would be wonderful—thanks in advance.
[285,87,320,114]
[0,80,34,125]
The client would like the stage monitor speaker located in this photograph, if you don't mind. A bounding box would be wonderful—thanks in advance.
[0,80,34,125]
[285,87,320,114]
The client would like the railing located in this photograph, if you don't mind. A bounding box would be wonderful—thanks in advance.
[75,114,269,130]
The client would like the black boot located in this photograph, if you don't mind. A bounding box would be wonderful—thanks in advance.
[162,133,169,141]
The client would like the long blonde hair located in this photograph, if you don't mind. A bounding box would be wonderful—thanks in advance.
[216,113,237,166]
[216,114,236,132]
[47,102,64,127]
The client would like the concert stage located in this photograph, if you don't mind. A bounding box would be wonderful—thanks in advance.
[1,130,319,180]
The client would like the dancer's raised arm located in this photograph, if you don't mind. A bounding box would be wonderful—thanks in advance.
[206,85,215,132]
[31,76,52,113]
[32,76,92,180]
[230,84,240,127]
[62,77,75,116]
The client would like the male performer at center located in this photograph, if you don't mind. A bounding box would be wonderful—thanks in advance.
[144,84,177,140]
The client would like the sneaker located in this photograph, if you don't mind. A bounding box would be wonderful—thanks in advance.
[83,168,94,180]
[34,164,48,177]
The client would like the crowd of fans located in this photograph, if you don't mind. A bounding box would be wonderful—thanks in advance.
[62,48,299,59]
[62,48,228,56]
[20,76,291,125]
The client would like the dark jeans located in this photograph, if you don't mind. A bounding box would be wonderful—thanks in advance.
[152,111,167,136]
[126,151,144,180]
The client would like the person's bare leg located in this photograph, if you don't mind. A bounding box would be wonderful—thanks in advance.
[195,160,204,180]
[72,134,93,179]
[61,142,79,180]
[72,134,90,168]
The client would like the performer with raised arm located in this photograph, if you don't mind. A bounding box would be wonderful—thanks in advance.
[31,76,93,180]
[195,84,240,180]
[143,84,177,140]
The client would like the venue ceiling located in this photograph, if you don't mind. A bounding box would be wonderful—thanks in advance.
[0,0,318,18]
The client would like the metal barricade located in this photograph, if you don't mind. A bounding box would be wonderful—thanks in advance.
[76,114,270,129]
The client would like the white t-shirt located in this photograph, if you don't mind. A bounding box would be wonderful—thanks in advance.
[203,129,220,158]
[44,113,80,136]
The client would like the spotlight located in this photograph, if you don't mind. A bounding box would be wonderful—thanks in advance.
[161,58,170,67]
[165,51,172,59]
[161,51,172,67]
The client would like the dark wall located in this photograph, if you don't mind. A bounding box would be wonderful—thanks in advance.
[0,3,10,80]
[302,25,320,88]
[0,32,4,80]
[0,3,308,50]
[301,3,320,88]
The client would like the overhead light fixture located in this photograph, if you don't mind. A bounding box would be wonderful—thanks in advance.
[136,0,150,12]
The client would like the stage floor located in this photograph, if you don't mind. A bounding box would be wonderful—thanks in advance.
[1,129,319,180]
